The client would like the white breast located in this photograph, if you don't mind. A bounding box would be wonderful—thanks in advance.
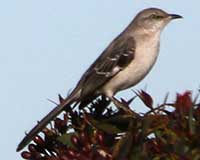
[101,33,160,97]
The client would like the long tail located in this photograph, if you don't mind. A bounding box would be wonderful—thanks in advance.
[16,96,74,151]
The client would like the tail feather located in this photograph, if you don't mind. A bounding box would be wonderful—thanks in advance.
[16,97,74,151]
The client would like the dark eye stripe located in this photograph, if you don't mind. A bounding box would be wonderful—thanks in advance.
[150,14,164,19]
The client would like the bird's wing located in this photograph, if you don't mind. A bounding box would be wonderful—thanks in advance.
[80,36,136,98]
[16,37,135,151]
[16,36,135,151]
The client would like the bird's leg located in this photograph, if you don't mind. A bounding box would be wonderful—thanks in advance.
[109,96,137,116]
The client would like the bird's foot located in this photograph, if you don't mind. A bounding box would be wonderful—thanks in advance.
[110,96,138,117]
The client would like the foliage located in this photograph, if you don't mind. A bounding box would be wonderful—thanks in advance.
[20,90,200,160]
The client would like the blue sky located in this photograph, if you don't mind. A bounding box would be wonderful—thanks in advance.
[0,1,199,159]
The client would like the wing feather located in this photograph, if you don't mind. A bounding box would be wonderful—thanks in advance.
[80,36,136,98]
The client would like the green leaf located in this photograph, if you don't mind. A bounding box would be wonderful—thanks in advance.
[189,107,195,135]
[57,133,76,149]
[85,114,123,134]
[92,119,122,134]
[112,121,133,160]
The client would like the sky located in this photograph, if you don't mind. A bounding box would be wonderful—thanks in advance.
[0,0,199,159]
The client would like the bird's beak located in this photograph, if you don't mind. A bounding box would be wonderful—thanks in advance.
[168,14,183,20]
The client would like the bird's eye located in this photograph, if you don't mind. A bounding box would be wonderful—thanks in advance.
[150,14,163,20]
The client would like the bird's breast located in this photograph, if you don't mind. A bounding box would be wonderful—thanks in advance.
[101,34,160,97]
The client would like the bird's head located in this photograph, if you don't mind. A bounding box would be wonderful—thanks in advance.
[133,8,182,34]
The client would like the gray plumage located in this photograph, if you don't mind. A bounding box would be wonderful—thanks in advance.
[17,8,182,151]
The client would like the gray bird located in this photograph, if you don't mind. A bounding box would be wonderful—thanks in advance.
[17,8,182,151]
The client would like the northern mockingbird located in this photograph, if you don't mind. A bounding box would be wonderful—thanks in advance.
[17,8,182,151]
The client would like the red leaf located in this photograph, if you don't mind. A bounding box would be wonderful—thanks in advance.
[175,91,193,114]
[137,90,153,109]
[58,94,65,104]
[21,151,32,159]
